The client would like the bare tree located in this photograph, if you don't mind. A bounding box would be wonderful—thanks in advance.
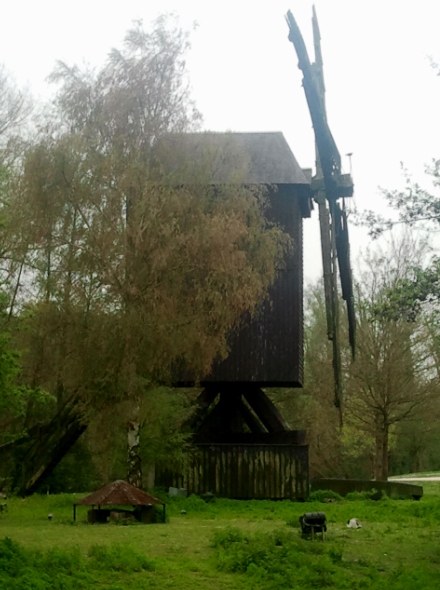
[0,65,32,142]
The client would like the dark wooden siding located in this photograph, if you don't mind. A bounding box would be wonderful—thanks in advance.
[201,184,305,387]
[158,442,309,500]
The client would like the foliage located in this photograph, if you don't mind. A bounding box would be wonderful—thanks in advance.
[301,234,440,480]
[0,295,54,448]
[0,64,32,152]
[6,16,288,405]
[0,17,290,490]
[0,536,92,589]
[35,440,100,494]
[59,387,194,488]
[358,161,440,239]
[212,526,334,589]
[139,387,193,471]
[3,490,440,589]
[88,543,155,573]
[0,536,155,589]
[351,122,440,478]
[298,283,348,478]
[346,239,440,480]
[306,489,343,503]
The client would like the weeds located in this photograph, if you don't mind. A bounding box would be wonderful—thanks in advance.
[88,543,155,572]
[212,527,335,588]
[2,487,440,589]
[307,489,343,503]
[210,523,440,589]
[0,536,154,589]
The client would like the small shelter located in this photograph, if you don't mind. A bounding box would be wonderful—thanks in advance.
[73,480,165,523]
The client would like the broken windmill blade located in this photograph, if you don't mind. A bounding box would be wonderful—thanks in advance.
[286,7,356,417]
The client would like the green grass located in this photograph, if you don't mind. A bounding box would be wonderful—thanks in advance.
[1,484,440,588]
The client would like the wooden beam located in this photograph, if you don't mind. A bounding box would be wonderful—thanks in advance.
[242,387,289,433]
[195,392,248,438]
[237,397,266,434]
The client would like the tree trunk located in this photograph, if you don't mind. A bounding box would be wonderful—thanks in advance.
[2,394,88,495]
[126,406,142,489]
[374,418,389,481]
[381,426,389,480]
[374,431,382,480]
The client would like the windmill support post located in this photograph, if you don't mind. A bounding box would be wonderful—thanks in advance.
[158,386,309,500]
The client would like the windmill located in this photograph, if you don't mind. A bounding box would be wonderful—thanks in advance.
[154,8,355,500]
[286,7,356,422]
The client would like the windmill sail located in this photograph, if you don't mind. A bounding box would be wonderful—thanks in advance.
[286,7,355,414]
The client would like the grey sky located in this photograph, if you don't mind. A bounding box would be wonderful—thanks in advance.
[2,0,440,281]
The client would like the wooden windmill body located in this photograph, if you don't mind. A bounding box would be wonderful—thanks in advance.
[158,7,355,500]
[157,132,312,500]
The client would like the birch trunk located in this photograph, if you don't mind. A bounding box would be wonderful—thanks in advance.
[127,406,142,489]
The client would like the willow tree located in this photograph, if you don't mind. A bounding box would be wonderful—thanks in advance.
[6,17,288,491]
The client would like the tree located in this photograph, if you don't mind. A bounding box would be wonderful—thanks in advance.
[358,159,440,239]
[0,65,32,149]
[2,17,289,492]
[298,283,346,478]
[0,66,52,469]
[346,238,439,480]
[298,235,440,481]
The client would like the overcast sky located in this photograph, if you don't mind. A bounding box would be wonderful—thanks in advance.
[2,0,440,281]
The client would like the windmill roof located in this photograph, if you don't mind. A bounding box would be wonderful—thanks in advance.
[158,132,311,186]
[75,480,164,507]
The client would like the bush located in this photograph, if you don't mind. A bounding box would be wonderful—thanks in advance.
[88,543,155,572]
[0,536,154,589]
[0,537,27,577]
[307,489,343,503]
[0,537,93,589]
[181,494,209,512]
[345,489,385,501]
[211,527,335,588]
[211,526,246,548]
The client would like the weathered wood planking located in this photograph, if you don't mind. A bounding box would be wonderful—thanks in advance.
[158,443,309,500]
[170,132,312,389]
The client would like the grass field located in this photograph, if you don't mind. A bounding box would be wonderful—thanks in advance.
[1,484,440,589]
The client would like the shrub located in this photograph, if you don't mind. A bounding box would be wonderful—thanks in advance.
[0,537,27,576]
[0,537,93,589]
[88,543,155,572]
[211,527,335,588]
[307,489,343,503]
[0,537,155,589]
[211,526,246,548]
[181,494,208,512]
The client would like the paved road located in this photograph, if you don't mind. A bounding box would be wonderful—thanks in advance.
[391,477,440,482]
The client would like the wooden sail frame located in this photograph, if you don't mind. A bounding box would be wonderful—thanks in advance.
[286,7,356,421]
